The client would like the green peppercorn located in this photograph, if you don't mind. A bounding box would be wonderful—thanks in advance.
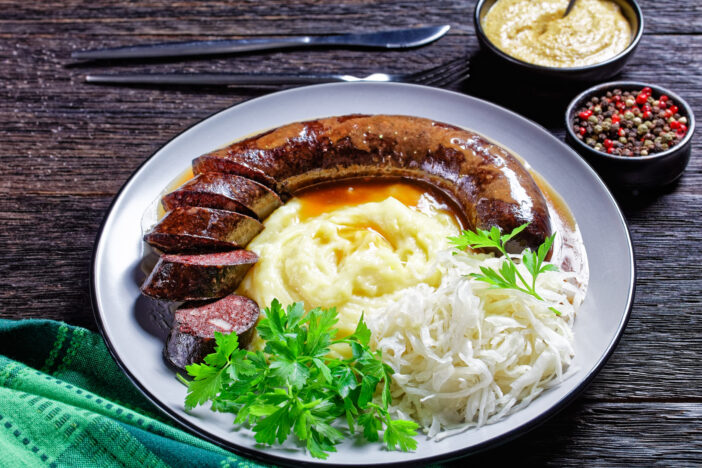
[679,117,688,124]
[633,117,642,125]
[641,150,648,156]
[594,124,603,133]
[619,137,627,144]
[637,124,648,134]
[588,115,598,124]
[661,143,669,150]
[624,111,634,120]
[625,98,635,107]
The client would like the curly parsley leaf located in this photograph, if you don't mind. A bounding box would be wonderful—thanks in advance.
[451,224,561,315]
[358,410,382,442]
[184,331,245,409]
[523,234,559,291]
[184,300,417,459]
[384,417,420,452]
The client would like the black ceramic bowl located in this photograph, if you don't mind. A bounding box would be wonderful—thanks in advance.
[565,81,695,189]
[474,0,644,82]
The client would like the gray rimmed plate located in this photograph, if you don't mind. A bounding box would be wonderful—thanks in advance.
[91,82,635,466]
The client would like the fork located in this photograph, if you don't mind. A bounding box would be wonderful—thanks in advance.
[84,60,470,88]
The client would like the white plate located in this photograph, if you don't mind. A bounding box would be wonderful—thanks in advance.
[91,82,634,466]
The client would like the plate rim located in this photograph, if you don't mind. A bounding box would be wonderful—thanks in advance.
[90,82,636,467]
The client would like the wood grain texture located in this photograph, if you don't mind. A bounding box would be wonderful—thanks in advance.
[0,0,700,464]
[452,402,702,466]
[1,0,700,35]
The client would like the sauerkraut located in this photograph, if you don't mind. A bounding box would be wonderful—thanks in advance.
[365,248,585,439]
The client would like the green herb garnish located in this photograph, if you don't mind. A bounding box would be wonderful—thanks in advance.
[448,224,561,315]
[184,299,418,459]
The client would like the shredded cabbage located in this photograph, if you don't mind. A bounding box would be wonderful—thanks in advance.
[365,248,585,440]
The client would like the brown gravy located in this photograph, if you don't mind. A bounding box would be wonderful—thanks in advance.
[157,166,194,220]
[531,170,589,284]
[295,179,460,224]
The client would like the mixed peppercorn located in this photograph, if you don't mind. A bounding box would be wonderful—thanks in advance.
[572,87,688,157]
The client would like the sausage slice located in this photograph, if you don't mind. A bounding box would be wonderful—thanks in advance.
[192,155,278,192]
[164,294,259,370]
[144,206,263,253]
[141,249,258,301]
[161,172,282,221]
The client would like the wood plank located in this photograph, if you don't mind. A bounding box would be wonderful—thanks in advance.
[448,402,702,465]
[0,195,110,330]
[0,0,699,35]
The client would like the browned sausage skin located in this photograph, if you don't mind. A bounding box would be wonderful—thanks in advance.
[162,173,282,220]
[193,114,551,252]
[144,206,263,253]
[141,249,258,301]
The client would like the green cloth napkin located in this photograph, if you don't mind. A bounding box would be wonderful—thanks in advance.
[0,318,270,468]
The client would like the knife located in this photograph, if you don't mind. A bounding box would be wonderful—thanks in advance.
[85,73,374,86]
[71,25,450,61]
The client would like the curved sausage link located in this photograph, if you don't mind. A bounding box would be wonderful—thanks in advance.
[193,114,551,252]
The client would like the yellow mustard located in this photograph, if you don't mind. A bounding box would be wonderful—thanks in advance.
[483,0,632,68]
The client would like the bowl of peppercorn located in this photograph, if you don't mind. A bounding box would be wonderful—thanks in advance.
[565,81,695,189]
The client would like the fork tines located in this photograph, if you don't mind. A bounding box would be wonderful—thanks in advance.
[408,60,470,87]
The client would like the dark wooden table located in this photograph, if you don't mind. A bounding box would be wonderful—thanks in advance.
[2,1,700,465]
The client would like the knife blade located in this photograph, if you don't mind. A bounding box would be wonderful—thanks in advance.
[71,25,450,61]
[85,73,361,86]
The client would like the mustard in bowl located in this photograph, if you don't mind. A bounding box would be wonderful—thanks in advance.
[474,0,643,81]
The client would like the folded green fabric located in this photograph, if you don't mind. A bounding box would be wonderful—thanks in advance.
[0,319,270,468]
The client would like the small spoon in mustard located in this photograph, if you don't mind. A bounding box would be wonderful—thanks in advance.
[563,0,578,17]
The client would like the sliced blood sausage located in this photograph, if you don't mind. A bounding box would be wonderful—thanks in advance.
[192,155,278,191]
[164,294,259,370]
[161,172,282,221]
[144,206,263,253]
[141,249,258,301]
[194,114,552,252]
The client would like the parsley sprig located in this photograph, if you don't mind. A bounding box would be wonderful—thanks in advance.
[448,224,561,315]
[184,299,418,459]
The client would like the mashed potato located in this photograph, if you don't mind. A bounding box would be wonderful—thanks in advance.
[238,196,460,336]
